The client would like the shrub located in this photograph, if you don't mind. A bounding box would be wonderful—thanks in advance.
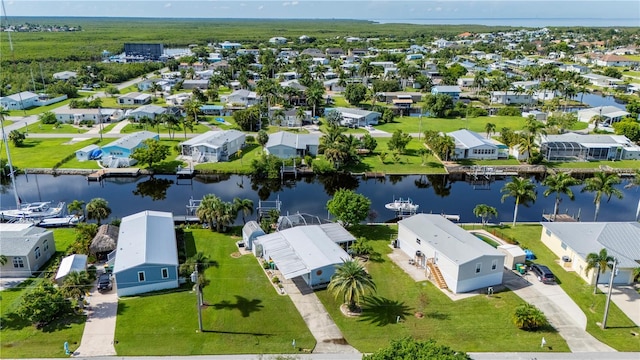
[246,135,255,143]
[272,276,280,284]
[311,158,335,174]
[513,303,548,330]
[496,107,521,116]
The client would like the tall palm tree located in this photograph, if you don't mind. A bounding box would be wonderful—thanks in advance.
[484,122,496,139]
[305,81,325,118]
[581,172,623,221]
[542,173,581,220]
[585,248,614,294]
[233,197,254,224]
[67,200,86,220]
[500,176,537,227]
[86,198,111,225]
[196,194,220,231]
[625,169,640,221]
[61,271,92,306]
[473,204,498,227]
[327,259,376,312]
[517,133,538,163]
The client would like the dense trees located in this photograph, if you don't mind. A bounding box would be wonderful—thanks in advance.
[130,139,171,170]
[233,107,262,132]
[364,337,470,360]
[17,282,73,328]
[387,130,412,155]
[422,94,454,118]
[344,83,367,106]
[326,189,371,227]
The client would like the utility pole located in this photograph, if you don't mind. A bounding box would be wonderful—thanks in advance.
[418,114,422,140]
[98,107,103,142]
[0,118,20,209]
[601,258,617,329]
[191,264,204,332]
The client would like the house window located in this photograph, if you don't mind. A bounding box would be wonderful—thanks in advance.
[475,263,482,274]
[161,268,169,279]
[416,238,421,245]
[138,271,146,282]
[561,242,567,250]
[43,240,49,252]
[34,247,41,260]
[491,260,498,270]
[13,257,24,268]
[545,229,551,236]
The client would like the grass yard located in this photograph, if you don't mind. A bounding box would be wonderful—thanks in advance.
[348,138,446,175]
[315,225,568,353]
[487,224,640,351]
[375,115,527,134]
[120,122,211,135]
[195,143,263,174]
[7,97,81,117]
[25,122,90,134]
[7,138,100,169]
[114,229,315,355]
[545,160,640,169]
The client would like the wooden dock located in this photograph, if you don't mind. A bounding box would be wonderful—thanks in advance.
[364,172,385,178]
[87,168,141,181]
[176,167,195,178]
[542,214,578,222]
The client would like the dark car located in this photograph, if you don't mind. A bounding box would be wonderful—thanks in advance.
[97,273,112,292]
[530,264,555,283]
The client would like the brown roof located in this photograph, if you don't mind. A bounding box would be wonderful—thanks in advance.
[90,224,119,254]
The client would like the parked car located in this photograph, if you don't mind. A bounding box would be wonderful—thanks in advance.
[97,273,113,292]
[530,264,555,283]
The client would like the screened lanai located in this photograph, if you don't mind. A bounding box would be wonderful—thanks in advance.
[541,141,587,161]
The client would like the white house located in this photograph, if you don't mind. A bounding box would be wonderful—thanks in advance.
[265,131,320,159]
[490,91,532,105]
[540,133,640,161]
[117,92,152,105]
[55,108,124,124]
[113,211,179,297]
[0,223,56,277]
[179,130,246,163]
[540,222,640,286]
[55,254,88,284]
[253,223,354,288]
[53,71,77,80]
[447,129,499,160]
[577,106,630,126]
[242,221,265,250]
[269,37,288,45]
[581,74,624,88]
[397,214,505,294]
[326,107,381,127]
[128,104,166,120]
[225,89,260,107]
[0,91,39,110]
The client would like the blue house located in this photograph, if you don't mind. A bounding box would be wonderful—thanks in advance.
[114,211,179,297]
[431,85,462,103]
[101,131,158,158]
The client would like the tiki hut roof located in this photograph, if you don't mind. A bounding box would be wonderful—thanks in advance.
[90,224,119,254]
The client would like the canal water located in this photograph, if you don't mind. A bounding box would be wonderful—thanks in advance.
[1,174,637,224]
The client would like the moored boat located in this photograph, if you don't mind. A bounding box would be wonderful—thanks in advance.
[0,201,66,221]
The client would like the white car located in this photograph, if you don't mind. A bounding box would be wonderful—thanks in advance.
[365,125,374,131]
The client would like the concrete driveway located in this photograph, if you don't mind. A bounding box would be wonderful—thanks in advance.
[598,284,640,327]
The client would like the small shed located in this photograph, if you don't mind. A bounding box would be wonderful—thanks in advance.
[242,221,265,250]
[55,254,88,284]
[75,144,100,162]
[90,224,119,260]
[497,244,526,270]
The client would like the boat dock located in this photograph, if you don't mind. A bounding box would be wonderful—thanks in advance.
[87,168,141,181]
[364,172,385,178]
[176,167,195,178]
[542,214,578,222]
[173,215,201,223]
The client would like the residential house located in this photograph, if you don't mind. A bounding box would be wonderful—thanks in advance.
[269,36,287,44]
[377,92,423,104]
[581,74,624,88]
[253,223,354,288]
[165,93,192,106]
[559,64,590,74]
[406,54,424,61]
[265,131,320,159]
[55,108,124,124]
[431,86,462,102]
[593,54,638,67]
[225,89,260,107]
[397,214,505,294]
[128,104,166,120]
[75,144,101,162]
[52,71,77,80]
[432,38,454,48]
[301,48,325,58]
[199,105,230,116]
[448,129,500,160]
[113,211,179,297]
[457,78,475,88]
[101,131,159,159]
[325,48,345,58]
[242,221,265,250]
[179,130,246,163]
[55,254,88,284]
[540,133,640,161]
[540,222,640,286]
[490,91,533,105]
[577,106,630,125]
[326,107,381,127]
[0,223,56,277]
[219,41,242,50]
[181,79,209,90]
[117,92,151,105]
[0,91,39,110]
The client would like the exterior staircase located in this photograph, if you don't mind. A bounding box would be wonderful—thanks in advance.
[427,258,448,290]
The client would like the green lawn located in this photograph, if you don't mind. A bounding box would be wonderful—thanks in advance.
[121,122,211,135]
[0,228,85,358]
[7,138,101,169]
[315,225,569,353]
[25,122,90,134]
[114,229,315,355]
[7,97,82,117]
[195,143,263,174]
[348,138,446,175]
[487,225,640,351]
[545,160,640,169]
[375,116,527,134]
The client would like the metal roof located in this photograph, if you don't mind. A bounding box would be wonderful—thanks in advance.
[113,211,178,273]
[265,131,320,150]
[181,130,245,148]
[55,254,88,281]
[448,129,498,150]
[542,222,640,268]
[399,214,504,264]
[103,131,158,150]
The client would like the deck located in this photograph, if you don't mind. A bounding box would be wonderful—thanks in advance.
[542,214,578,222]
[87,168,140,181]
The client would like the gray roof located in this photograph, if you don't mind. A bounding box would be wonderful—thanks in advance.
[399,214,504,264]
[433,86,461,93]
[0,223,51,256]
[330,107,381,118]
[242,221,264,237]
[266,131,320,150]
[181,130,245,149]
[541,134,634,148]
[448,129,497,149]
[2,91,39,102]
[103,131,157,150]
[542,222,640,268]
[114,211,178,273]
[130,105,166,115]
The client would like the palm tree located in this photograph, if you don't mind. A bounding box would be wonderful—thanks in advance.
[196,194,220,231]
[473,71,486,95]
[61,271,92,306]
[501,177,537,227]
[327,259,376,312]
[585,248,614,294]
[625,169,640,221]
[233,197,254,224]
[67,200,86,220]
[542,173,581,221]
[473,204,498,227]
[86,198,111,225]
[0,254,7,266]
[305,81,325,118]
[484,122,496,139]
[517,133,538,163]
[581,172,623,221]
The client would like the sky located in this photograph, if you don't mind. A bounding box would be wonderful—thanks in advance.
[1,0,639,22]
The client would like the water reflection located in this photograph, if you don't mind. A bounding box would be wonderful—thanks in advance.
[132,177,174,201]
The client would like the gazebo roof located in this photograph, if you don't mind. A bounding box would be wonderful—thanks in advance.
[90,224,119,254]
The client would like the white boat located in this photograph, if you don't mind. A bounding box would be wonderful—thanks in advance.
[37,215,84,228]
[0,201,66,221]
[385,198,419,213]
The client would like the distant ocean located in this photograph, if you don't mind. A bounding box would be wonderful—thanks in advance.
[372,18,640,27]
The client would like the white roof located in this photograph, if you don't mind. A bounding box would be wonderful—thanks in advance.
[113,211,178,273]
[1,91,39,101]
[266,131,320,150]
[497,244,526,257]
[181,130,245,148]
[255,225,351,279]
[448,129,497,149]
[103,131,157,150]
[55,254,88,281]
[399,214,504,264]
